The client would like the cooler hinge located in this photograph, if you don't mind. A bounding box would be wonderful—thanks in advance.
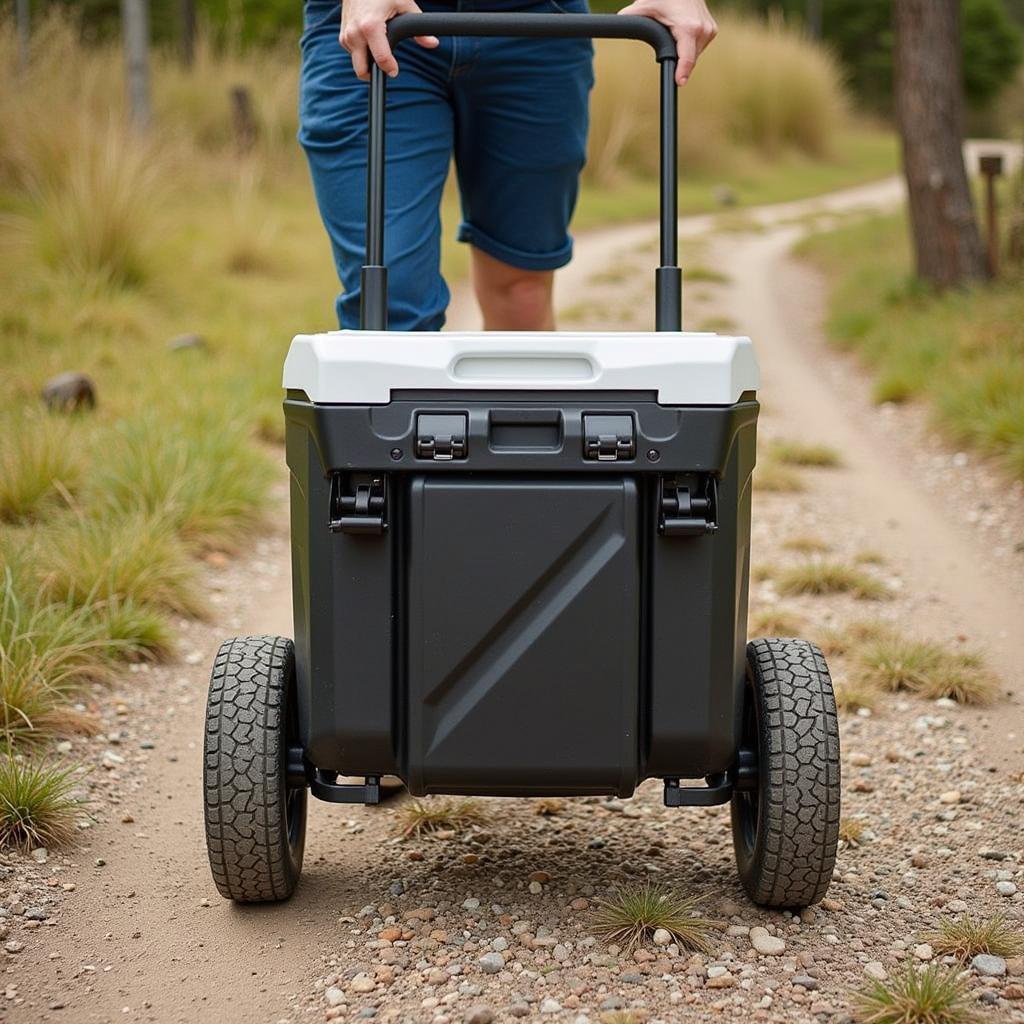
[329,473,388,534]
[659,474,718,537]
[583,414,636,462]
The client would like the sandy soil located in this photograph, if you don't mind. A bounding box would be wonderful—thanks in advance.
[5,179,1024,1024]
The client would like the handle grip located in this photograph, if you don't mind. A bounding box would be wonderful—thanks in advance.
[387,13,677,61]
[361,14,681,333]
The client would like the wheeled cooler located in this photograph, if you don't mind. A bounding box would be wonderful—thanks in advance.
[203,13,840,910]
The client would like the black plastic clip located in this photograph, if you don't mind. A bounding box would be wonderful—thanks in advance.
[659,474,718,536]
[329,473,388,534]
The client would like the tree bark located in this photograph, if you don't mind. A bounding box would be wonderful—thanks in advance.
[893,0,989,288]
[121,0,151,129]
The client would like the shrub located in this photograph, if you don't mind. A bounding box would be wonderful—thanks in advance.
[0,755,81,851]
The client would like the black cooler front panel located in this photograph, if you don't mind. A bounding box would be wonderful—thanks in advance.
[404,475,640,797]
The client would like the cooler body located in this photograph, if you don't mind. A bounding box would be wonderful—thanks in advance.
[283,331,758,798]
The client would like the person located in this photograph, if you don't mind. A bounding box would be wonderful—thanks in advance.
[299,0,716,332]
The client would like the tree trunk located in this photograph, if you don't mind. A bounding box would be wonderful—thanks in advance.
[893,0,989,288]
[121,0,151,129]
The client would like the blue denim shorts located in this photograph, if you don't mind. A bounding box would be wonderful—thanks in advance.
[299,0,594,330]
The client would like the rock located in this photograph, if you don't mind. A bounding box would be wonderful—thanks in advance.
[404,907,435,921]
[719,898,741,917]
[849,752,872,766]
[750,927,786,956]
[913,944,934,962]
[706,972,736,989]
[379,927,402,942]
[324,987,345,1007]
[653,928,672,946]
[939,790,961,805]
[552,943,570,962]
[972,954,1007,977]
[24,908,48,922]
[820,898,843,912]
[491,937,508,952]
[462,898,480,911]
[539,998,561,1014]
[996,881,1018,897]
[1007,957,1024,977]
[4,941,23,954]
[864,962,887,981]
[465,1007,494,1024]
[851,779,875,793]
[528,881,543,895]
[478,952,504,975]
[29,849,47,864]
[707,965,729,979]
[167,332,207,352]
[570,898,589,911]
[620,972,643,984]
[41,372,96,413]
[509,1003,530,1018]
[528,871,551,884]
[349,973,376,993]
[600,997,625,1011]
[1003,984,1024,999]
[793,976,819,991]
[981,850,1009,861]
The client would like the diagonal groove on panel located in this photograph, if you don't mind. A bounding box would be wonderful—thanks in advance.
[423,501,624,756]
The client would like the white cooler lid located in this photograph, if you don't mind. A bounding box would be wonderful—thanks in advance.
[283,330,759,406]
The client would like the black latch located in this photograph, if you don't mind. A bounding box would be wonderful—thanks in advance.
[329,473,387,534]
[583,414,635,461]
[415,413,467,461]
[659,474,718,536]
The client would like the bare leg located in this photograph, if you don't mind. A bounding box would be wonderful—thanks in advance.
[470,246,556,331]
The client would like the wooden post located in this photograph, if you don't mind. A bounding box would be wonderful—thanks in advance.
[230,86,257,154]
[16,0,30,73]
[894,0,990,288]
[979,153,1004,277]
[121,0,151,129]
[180,0,196,68]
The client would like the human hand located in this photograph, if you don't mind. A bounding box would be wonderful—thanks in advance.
[617,0,717,85]
[340,0,439,81]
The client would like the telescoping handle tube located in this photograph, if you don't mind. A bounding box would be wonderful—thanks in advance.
[361,13,681,332]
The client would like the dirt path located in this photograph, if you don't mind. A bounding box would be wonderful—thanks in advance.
[9,179,1024,1024]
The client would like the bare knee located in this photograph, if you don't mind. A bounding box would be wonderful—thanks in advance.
[472,249,555,331]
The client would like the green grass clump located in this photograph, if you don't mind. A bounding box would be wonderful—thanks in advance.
[398,798,487,839]
[769,439,843,468]
[800,213,1024,482]
[853,962,979,1024]
[926,914,1024,963]
[0,756,81,851]
[0,421,81,524]
[35,512,205,618]
[777,561,890,600]
[855,631,997,705]
[96,415,272,553]
[590,882,716,954]
[683,265,731,285]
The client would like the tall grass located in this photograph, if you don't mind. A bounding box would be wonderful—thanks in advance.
[588,15,848,185]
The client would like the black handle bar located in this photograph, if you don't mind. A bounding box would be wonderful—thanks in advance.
[361,13,681,332]
[387,13,677,61]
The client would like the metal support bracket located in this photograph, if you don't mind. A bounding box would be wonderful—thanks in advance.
[663,748,758,807]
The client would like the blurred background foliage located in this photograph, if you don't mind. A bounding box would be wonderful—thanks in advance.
[16,0,1023,123]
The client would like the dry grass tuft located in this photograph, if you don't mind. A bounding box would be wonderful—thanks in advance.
[855,631,997,705]
[0,420,81,525]
[838,817,866,846]
[783,536,832,555]
[777,561,890,601]
[748,607,804,638]
[925,913,1024,963]
[833,678,880,714]
[534,798,566,817]
[0,756,81,851]
[853,962,980,1024]
[754,458,805,493]
[397,798,487,839]
[590,882,716,954]
[769,439,843,468]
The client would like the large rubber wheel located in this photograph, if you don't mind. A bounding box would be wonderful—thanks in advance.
[203,635,307,902]
[731,638,840,908]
